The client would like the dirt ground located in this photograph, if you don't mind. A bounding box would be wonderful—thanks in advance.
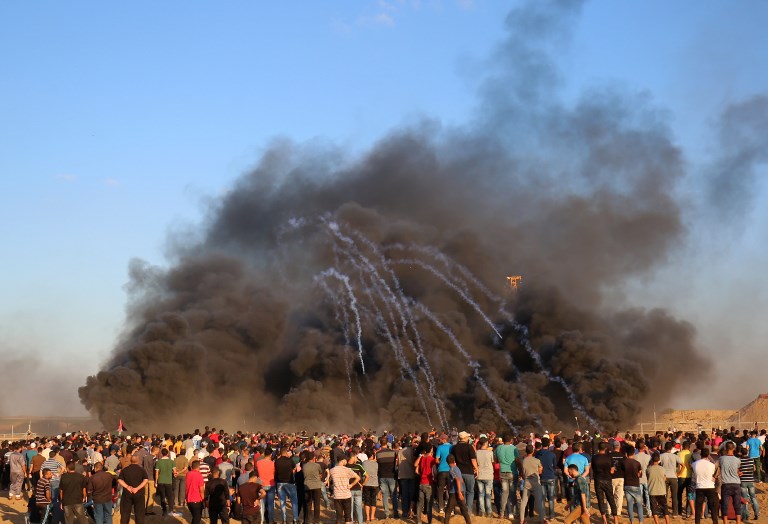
[3,488,768,524]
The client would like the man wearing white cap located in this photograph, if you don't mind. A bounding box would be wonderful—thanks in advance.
[453,432,478,516]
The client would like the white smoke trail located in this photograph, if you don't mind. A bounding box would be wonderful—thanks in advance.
[314,268,365,374]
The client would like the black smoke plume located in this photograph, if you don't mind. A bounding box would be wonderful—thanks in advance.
[79,0,711,433]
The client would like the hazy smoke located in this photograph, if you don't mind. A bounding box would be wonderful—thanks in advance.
[80,0,712,433]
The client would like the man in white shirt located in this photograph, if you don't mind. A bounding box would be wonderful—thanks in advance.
[692,449,718,524]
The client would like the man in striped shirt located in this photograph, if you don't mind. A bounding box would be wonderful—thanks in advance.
[739,448,759,520]
[41,449,64,499]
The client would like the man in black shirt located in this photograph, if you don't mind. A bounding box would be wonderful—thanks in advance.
[206,468,231,524]
[118,454,149,524]
[275,447,299,524]
[88,462,115,524]
[452,432,478,516]
[610,441,626,518]
[377,439,399,519]
[59,461,88,524]
[592,442,618,524]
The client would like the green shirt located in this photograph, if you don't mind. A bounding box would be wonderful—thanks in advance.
[155,457,174,485]
[571,476,591,510]
[495,444,519,474]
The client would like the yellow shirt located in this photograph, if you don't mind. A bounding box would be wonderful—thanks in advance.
[678,449,692,478]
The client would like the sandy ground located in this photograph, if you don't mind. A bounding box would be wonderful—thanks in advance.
[3,488,768,524]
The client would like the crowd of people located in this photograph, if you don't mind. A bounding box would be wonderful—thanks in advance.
[1,425,767,524]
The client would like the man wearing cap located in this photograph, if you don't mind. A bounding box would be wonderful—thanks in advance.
[452,431,478,516]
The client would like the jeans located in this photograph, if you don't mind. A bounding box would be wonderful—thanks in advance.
[93,502,113,524]
[320,484,330,509]
[173,476,187,508]
[520,480,544,523]
[417,484,433,523]
[499,472,518,517]
[678,477,692,515]
[260,485,276,523]
[624,486,644,523]
[398,478,416,517]
[277,483,299,522]
[741,482,759,519]
[720,483,741,518]
[555,470,565,501]
[350,490,363,524]
[541,479,556,519]
[461,474,475,515]
[476,479,493,516]
[379,478,398,518]
[640,484,652,515]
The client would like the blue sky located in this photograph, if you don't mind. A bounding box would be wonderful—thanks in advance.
[1,0,767,416]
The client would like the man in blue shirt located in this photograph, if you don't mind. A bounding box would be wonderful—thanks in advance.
[445,455,471,524]
[435,434,453,514]
[746,431,763,483]
[535,439,557,520]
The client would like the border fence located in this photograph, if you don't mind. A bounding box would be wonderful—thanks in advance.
[0,417,102,441]
[636,420,768,434]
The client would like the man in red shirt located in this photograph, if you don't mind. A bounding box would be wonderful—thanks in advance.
[186,460,206,524]
[415,442,437,524]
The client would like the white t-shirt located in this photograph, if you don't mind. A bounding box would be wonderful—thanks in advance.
[692,459,716,489]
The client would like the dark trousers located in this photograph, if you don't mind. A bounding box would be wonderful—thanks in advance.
[333,498,351,524]
[678,477,692,515]
[188,501,204,524]
[666,478,679,515]
[436,472,451,511]
[304,489,321,524]
[695,489,718,524]
[210,505,230,524]
[720,483,741,518]
[445,492,471,524]
[595,479,617,516]
[120,490,146,524]
[157,483,174,512]
[399,478,416,516]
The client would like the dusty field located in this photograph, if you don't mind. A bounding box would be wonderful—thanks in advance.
[3,488,768,524]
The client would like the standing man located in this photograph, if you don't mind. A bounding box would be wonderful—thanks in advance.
[452,432,478,517]
[648,452,671,524]
[592,441,618,524]
[435,433,453,515]
[155,448,176,516]
[677,441,693,518]
[8,443,27,500]
[89,462,115,524]
[719,442,742,524]
[520,445,545,524]
[185,460,206,524]
[347,450,367,524]
[623,446,644,524]
[660,442,682,518]
[59,461,89,524]
[496,433,520,519]
[173,447,189,510]
[118,454,149,524]
[745,431,762,484]
[206,468,231,524]
[238,472,265,524]
[692,449,718,524]
[376,438,398,520]
[275,447,299,524]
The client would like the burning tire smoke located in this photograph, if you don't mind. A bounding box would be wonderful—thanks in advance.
[79,0,711,432]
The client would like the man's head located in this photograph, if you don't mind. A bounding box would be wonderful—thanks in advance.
[190,460,200,470]
[66,461,76,472]
[525,445,534,456]
[597,442,608,454]
[131,455,140,465]
[446,454,456,466]
[567,464,579,479]
[651,452,661,464]
[42,468,52,480]
[458,431,470,443]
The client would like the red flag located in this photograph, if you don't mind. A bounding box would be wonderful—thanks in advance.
[118,419,127,433]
